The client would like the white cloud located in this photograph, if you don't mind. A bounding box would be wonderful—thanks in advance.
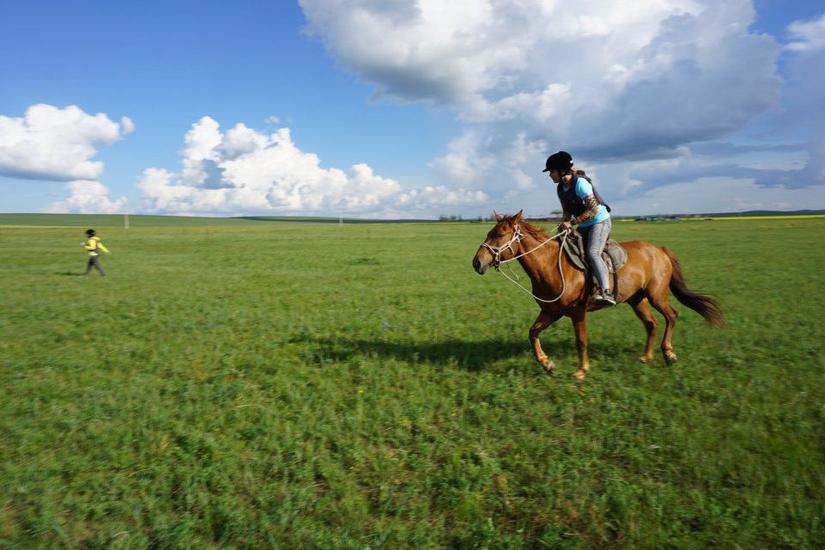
[431,129,546,197]
[750,13,825,190]
[297,0,819,217]
[46,179,128,214]
[396,185,488,211]
[786,13,825,51]
[0,104,133,181]
[300,0,781,159]
[429,130,494,183]
[138,116,486,216]
[466,83,572,124]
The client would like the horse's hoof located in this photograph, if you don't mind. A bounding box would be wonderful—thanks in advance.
[543,361,556,375]
[664,353,678,365]
[573,370,587,381]
[639,355,652,364]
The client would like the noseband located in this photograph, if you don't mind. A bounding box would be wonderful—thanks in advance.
[480,224,523,268]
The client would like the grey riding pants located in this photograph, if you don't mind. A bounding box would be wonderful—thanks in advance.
[580,217,612,291]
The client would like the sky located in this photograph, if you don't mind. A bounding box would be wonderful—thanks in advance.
[1,0,824,218]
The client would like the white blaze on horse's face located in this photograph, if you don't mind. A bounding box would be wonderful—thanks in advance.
[473,220,521,275]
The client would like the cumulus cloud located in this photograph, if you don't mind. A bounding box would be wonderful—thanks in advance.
[0,104,133,181]
[396,185,488,211]
[429,130,495,183]
[774,13,825,188]
[298,0,825,216]
[431,130,545,193]
[138,117,487,216]
[46,179,128,214]
[300,0,781,161]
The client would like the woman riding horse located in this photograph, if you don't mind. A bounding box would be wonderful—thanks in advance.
[544,151,615,306]
[472,212,724,380]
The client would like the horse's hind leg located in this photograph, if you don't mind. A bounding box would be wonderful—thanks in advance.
[530,310,562,374]
[628,295,658,364]
[648,288,679,365]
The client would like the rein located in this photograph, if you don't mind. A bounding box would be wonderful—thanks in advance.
[481,225,571,303]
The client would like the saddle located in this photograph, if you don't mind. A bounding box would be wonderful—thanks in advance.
[561,231,627,290]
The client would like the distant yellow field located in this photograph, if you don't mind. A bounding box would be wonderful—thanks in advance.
[711,214,825,221]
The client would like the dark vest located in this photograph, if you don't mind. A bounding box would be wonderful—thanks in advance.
[556,177,611,216]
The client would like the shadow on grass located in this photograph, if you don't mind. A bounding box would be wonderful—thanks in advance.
[56,271,83,276]
[300,336,637,372]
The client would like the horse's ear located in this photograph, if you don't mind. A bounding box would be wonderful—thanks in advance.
[514,209,523,222]
[494,210,504,222]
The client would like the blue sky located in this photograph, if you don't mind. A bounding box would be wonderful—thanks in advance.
[1,0,823,217]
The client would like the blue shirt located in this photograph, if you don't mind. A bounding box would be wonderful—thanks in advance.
[561,177,609,229]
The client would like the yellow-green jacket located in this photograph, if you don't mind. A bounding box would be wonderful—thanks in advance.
[84,236,109,257]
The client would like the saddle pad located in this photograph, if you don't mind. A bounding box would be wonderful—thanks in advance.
[562,234,627,274]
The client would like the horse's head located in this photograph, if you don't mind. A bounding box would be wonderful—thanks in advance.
[472,210,524,274]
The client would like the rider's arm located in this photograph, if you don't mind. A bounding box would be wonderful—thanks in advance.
[573,195,600,225]
[571,178,601,225]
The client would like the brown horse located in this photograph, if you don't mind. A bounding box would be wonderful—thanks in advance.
[472,211,724,379]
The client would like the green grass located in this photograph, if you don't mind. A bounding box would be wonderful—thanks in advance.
[1,216,823,548]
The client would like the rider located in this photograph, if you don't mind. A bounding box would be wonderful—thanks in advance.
[543,151,615,306]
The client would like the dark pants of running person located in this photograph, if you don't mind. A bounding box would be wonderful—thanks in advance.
[579,217,611,291]
[84,255,106,276]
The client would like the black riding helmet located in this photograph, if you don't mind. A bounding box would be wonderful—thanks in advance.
[86,229,96,236]
[542,150,574,173]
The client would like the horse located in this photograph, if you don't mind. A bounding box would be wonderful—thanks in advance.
[471,211,724,380]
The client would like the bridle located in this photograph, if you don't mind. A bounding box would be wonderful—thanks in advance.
[480,224,524,268]
[479,224,571,303]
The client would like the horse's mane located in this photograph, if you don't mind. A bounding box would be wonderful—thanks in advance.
[500,214,549,241]
[519,219,550,241]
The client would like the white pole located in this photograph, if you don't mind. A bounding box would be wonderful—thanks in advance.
[124,213,129,229]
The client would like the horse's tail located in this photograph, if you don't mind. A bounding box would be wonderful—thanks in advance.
[663,248,725,327]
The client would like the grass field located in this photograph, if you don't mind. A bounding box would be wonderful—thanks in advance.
[1,215,823,548]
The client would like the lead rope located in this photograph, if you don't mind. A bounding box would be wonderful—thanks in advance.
[495,229,570,303]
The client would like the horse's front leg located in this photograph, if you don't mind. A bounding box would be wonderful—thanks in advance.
[529,310,562,374]
[571,310,590,380]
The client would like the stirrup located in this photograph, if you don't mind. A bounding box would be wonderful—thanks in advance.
[592,289,616,306]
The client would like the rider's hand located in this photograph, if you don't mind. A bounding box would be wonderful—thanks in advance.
[557,221,572,233]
